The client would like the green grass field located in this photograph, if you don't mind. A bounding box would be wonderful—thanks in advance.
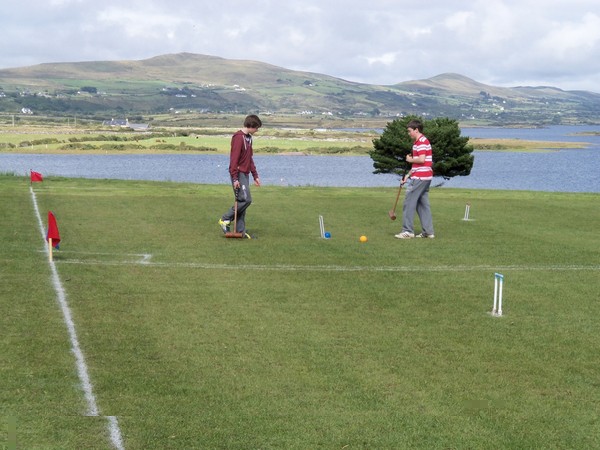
[2,174,599,449]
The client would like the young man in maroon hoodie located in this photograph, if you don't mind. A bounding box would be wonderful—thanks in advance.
[219,115,262,239]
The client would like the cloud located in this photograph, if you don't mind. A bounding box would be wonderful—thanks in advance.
[444,11,475,33]
[366,53,398,66]
[1,0,599,93]
[94,7,186,39]
[538,12,600,58]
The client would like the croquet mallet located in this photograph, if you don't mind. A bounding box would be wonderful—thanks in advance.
[389,171,409,220]
[225,188,244,238]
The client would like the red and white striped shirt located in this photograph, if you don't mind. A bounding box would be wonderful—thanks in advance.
[411,135,433,180]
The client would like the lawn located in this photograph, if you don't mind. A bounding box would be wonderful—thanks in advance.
[1,174,599,449]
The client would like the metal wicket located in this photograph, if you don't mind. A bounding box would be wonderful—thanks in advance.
[463,202,471,221]
[492,273,504,316]
[319,215,325,238]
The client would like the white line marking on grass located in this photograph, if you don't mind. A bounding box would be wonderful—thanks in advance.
[41,250,153,264]
[56,258,600,273]
[30,187,125,450]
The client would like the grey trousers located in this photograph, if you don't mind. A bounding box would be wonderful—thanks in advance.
[222,172,252,233]
[402,178,434,235]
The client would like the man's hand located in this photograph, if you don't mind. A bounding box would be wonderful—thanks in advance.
[233,180,241,189]
[254,177,261,187]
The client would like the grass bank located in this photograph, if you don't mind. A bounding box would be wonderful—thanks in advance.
[469,137,586,152]
[0,124,588,155]
[1,175,599,449]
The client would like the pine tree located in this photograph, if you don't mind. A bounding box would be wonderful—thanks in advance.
[370,116,475,180]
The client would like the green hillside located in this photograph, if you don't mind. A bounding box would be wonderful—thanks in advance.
[0,53,599,126]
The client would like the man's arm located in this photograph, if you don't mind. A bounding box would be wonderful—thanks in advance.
[229,134,243,187]
[406,154,426,164]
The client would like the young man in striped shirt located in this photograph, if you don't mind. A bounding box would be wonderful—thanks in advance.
[395,119,435,239]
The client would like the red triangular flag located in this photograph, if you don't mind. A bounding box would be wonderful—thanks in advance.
[47,211,61,248]
[30,170,43,182]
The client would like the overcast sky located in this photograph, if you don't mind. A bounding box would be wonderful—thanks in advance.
[2,0,600,93]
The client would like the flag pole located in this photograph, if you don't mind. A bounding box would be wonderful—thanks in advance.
[48,238,53,262]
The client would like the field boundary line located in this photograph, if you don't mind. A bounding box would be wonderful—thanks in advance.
[56,258,600,273]
[30,187,125,450]
[44,250,153,264]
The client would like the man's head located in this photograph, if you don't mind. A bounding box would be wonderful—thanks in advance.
[407,119,423,140]
[244,114,262,131]
[407,119,423,133]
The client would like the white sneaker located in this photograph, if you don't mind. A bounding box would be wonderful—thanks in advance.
[415,233,435,239]
[218,218,230,233]
[394,231,415,239]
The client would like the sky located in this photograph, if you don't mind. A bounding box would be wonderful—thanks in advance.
[2,0,600,93]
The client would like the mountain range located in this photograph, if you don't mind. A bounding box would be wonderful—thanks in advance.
[0,52,598,126]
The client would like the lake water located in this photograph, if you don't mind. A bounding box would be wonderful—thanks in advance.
[1,125,599,193]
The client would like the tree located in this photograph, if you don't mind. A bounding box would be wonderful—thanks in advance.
[80,86,98,94]
[370,116,474,179]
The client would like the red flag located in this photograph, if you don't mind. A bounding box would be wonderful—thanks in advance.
[30,170,43,182]
[47,211,61,248]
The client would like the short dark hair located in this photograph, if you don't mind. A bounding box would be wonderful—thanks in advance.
[407,119,423,133]
[244,114,262,129]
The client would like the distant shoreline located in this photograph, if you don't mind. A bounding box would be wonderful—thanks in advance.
[0,123,592,155]
[0,137,586,155]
